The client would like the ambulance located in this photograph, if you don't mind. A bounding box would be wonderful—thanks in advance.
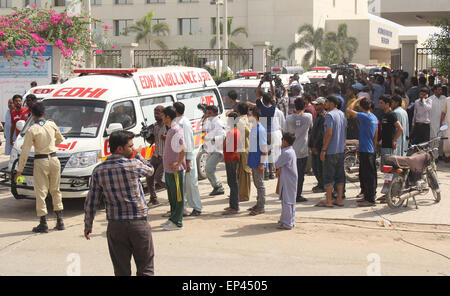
[303,67,337,83]
[1,66,224,199]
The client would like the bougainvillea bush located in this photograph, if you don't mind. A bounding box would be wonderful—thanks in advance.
[0,3,109,68]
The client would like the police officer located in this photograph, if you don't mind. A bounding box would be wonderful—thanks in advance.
[14,102,65,233]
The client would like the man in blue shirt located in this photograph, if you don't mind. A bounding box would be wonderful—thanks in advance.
[316,96,347,207]
[347,97,379,207]
[247,107,268,215]
[327,86,346,112]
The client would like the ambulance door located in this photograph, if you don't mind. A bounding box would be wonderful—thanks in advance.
[102,99,139,158]
[138,94,175,159]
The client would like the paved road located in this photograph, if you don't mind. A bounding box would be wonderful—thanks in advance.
[1,157,450,276]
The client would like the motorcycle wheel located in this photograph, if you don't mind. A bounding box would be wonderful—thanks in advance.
[344,151,359,183]
[426,169,441,203]
[386,173,406,209]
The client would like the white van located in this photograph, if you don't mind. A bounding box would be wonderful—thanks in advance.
[2,66,224,199]
[218,72,310,110]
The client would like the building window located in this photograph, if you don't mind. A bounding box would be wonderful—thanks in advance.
[0,0,11,7]
[178,18,199,36]
[24,0,40,7]
[54,0,66,6]
[114,19,134,36]
[152,19,167,36]
[147,0,165,3]
[115,0,132,4]
[211,17,232,35]
[91,0,101,5]
[179,0,199,3]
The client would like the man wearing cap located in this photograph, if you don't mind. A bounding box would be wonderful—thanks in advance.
[14,102,65,233]
[288,84,302,115]
[50,74,59,85]
[308,97,327,193]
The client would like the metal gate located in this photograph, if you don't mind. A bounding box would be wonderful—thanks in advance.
[94,50,121,68]
[416,48,437,72]
[391,48,401,70]
[133,48,253,74]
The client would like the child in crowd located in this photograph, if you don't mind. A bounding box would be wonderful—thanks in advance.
[275,132,298,230]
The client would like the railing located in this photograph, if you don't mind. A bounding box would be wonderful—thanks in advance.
[133,48,253,74]
[94,50,122,68]
[416,48,437,72]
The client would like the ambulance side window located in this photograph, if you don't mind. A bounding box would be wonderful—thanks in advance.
[176,89,223,120]
[140,95,174,124]
[106,101,136,130]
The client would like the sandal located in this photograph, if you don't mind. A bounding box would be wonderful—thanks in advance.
[315,201,334,207]
[277,224,292,230]
[358,201,375,207]
[249,209,265,215]
[333,201,344,207]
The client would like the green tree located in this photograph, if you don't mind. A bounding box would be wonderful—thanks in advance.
[268,45,286,65]
[323,23,359,62]
[287,24,324,68]
[125,11,170,50]
[210,18,248,49]
[426,19,450,77]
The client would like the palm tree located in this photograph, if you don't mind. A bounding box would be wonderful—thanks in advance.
[287,24,324,68]
[125,11,170,50]
[268,45,286,66]
[323,23,359,62]
[209,18,248,49]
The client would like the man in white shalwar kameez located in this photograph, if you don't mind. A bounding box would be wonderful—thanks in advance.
[392,95,409,156]
[440,97,450,158]
[275,133,297,230]
[430,85,447,139]
[174,102,202,216]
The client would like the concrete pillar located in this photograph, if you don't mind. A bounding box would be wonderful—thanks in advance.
[120,43,139,68]
[51,46,63,77]
[252,41,271,72]
[400,36,418,78]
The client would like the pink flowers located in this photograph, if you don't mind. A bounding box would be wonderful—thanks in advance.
[0,31,4,37]
[23,61,30,67]
[50,14,62,25]
[67,38,76,44]
[16,49,23,56]
[54,40,63,47]
[95,49,103,55]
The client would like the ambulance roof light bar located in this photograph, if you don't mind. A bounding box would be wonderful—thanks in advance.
[238,72,262,79]
[74,68,138,75]
[311,67,330,71]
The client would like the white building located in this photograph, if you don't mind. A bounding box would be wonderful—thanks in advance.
[0,0,401,66]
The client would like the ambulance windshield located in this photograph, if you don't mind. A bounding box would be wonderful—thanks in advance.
[20,99,107,138]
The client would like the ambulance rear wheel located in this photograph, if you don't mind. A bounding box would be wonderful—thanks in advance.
[197,150,208,180]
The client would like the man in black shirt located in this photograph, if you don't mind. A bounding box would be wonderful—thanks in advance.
[308,97,326,193]
[379,96,404,166]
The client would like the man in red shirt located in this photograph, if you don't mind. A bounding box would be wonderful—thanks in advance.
[10,95,29,145]
[222,112,241,215]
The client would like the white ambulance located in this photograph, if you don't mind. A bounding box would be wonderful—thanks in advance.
[24,85,59,101]
[2,67,224,199]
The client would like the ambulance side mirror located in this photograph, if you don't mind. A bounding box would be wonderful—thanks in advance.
[106,123,123,135]
[16,120,26,132]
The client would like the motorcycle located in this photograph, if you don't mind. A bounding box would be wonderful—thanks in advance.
[381,125,448,209]
[344,140,381,183]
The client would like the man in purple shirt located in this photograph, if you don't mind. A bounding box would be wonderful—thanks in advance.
[161,106,186,231]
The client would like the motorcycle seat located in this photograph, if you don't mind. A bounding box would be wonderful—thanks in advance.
[385,151,431,173]
[346,139,359,146]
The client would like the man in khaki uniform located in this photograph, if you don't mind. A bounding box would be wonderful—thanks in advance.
[236,103,252,202]
[14,102,65,233]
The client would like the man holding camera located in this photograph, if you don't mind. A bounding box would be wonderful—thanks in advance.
[146,105,167,206]
[203,105,226,196]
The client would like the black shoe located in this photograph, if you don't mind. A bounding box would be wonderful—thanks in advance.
[264,175,270,181]
[148,198,160,206]
[190,209,201,216]
[32,216,49,233]
[296,196,308,203]
[312,186,325,193]
[54,211,65,230]
[269,175,276,180]
[209,187,225,196]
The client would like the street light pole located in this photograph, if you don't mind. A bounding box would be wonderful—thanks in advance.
[216,1,221,76]
[223,0,228,74]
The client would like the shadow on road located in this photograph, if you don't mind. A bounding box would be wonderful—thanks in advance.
[221,222,282,238]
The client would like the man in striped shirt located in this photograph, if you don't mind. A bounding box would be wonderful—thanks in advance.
[84,130,155,276]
